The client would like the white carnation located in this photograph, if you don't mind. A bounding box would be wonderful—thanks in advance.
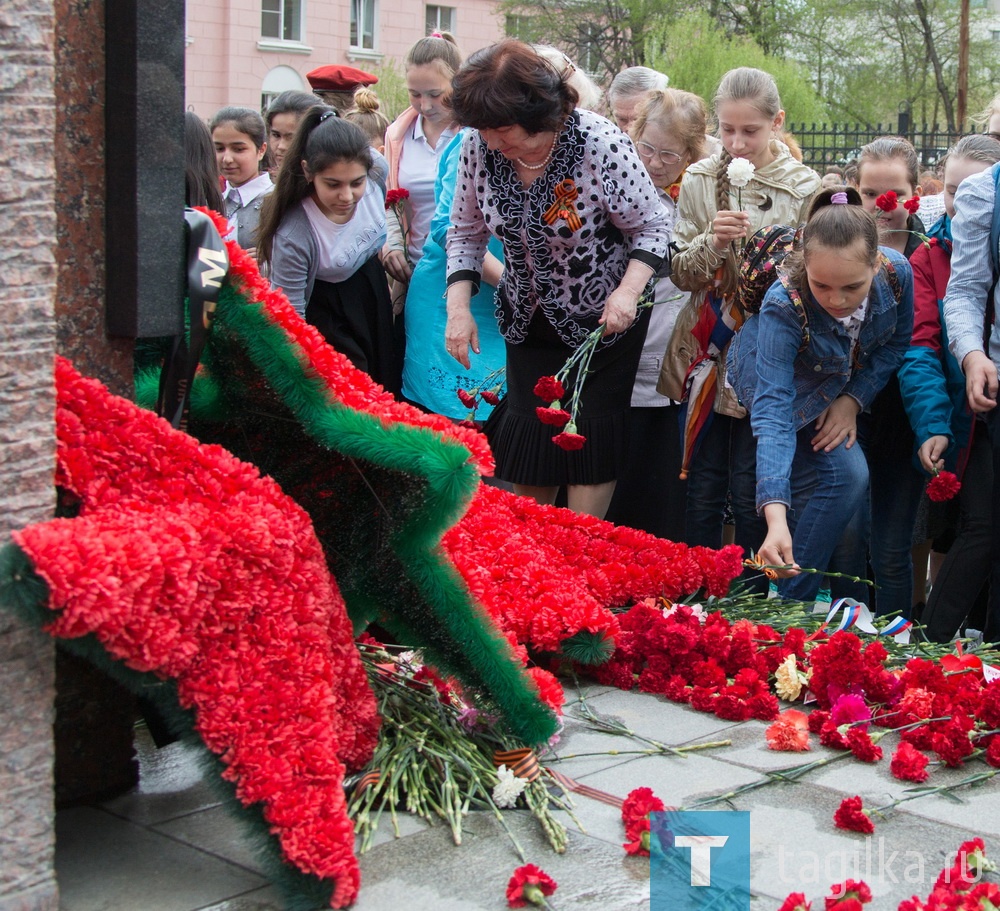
[726,157,756,188]
[492,764,529,808]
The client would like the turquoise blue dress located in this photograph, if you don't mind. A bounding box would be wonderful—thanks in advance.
[402,130,506,420]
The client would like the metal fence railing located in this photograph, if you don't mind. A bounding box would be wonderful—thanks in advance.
[786,114,973,171]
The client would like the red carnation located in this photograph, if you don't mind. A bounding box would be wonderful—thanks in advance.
[927,470,961,503]
[986,737,1000,768]
[622,786,666,856]
[766,709,811,751]
[384,188,410,209]
[825,879,872,911]
[526,667,565,715]
[778,893,812,911]
[875,191,898,213]
[535,406,572,427]
[903,196,921,215]
[457,388,478,409]
[533,375,565,403]
[834,796,874,834]
[553,430,586,451]
[846,728,882,763]
[481,390,501,406]
[506,864,557,908]
[931,716,975,767]
[890,741,930,782]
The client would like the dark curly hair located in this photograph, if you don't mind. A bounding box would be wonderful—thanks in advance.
[447,39,578,134]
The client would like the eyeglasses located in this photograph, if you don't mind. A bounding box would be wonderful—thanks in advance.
[635,141,683,166]
[984,132,1000,142]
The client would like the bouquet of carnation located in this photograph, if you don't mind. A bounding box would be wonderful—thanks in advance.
[384,187,413,268]
[349,637,576,855]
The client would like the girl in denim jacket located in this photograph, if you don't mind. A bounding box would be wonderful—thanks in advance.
[728,189,913,602]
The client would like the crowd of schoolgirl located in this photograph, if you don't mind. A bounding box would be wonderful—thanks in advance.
[184,37,1000,643]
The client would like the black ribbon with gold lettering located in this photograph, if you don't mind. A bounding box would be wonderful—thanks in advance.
[157,208,229,431]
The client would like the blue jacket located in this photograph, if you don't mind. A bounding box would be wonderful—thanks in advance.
[896,218,974,476]
[727,246,913,510]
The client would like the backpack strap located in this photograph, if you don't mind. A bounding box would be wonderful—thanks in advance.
[877,252,902,305]
[777,272,810,353]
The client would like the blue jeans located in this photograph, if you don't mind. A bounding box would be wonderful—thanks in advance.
[684,414,768,592]
[776,426,870,603]
[866,453,924,618]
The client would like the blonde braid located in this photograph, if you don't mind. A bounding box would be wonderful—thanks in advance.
[715,148,733,215]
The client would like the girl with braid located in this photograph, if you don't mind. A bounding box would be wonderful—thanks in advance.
[668,67,819,572]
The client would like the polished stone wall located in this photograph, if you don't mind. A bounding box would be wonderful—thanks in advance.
[53,0,132,394]
[0,0,59,908]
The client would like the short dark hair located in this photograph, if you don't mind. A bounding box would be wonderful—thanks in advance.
[448,39,578,134]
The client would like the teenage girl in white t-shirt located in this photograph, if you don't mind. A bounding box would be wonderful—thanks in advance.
[257,107,402,394]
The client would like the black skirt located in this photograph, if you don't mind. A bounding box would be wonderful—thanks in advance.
[305,254,403,395]
[487,307,650,487]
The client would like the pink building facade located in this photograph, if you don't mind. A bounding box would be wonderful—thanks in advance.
[185,0,505,118]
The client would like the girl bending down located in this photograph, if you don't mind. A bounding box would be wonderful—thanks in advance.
[728,188,913,602]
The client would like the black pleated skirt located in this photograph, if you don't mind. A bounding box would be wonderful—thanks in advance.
[305,254,403,395]
[487,307,650,487]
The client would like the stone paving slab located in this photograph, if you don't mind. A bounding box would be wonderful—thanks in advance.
[354,813,651,911]
[738,791,981,909]
[57,806,268,911]
[101,732,221,827]
[56,685,1000,911]
[575,687,749,746]
[153,804,270,877]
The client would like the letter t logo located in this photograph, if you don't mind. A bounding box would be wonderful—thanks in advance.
[674,835,729,886]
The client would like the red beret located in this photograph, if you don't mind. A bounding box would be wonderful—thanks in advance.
[306,65,378,92]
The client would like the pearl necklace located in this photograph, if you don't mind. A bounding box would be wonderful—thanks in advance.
[515,131,559,170]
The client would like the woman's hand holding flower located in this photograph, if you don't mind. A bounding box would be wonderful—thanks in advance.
[760,504,799,577]
[711,209,750,252]
[917,434,950,475]
[383,249,413,284]
[599,286,639,335]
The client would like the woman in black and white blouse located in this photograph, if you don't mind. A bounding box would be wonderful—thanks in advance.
[445,40,670,518]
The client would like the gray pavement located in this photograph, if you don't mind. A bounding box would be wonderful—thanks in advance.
[57,683,998,910]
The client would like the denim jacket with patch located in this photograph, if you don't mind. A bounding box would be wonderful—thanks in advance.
[727,246,913,510]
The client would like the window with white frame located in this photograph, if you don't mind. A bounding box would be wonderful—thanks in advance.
[425,5,455,34]
[350,0,377,50]
[261,0,303,41]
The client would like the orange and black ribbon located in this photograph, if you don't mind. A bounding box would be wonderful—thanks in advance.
[542,179,583,232]
[351,769,382,799]
[493,747,541,782]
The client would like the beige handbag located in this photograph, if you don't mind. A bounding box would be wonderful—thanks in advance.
[657,294,701,401]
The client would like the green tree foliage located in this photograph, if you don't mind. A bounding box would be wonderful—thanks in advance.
[498,0,999,130]
[649,11,830,125]
[367,59,410,122]
[499,0,687,79]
